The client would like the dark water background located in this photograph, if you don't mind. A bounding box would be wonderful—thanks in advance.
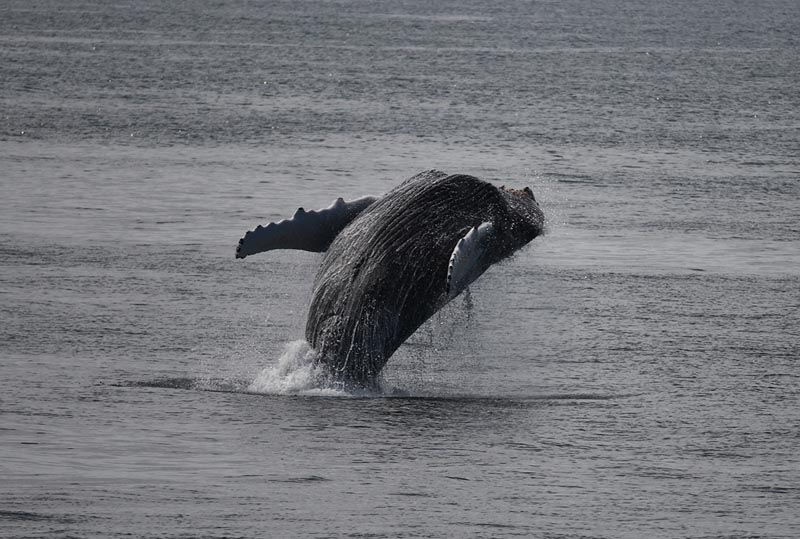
[1,0,799,537]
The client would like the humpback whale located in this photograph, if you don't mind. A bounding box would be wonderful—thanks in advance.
[236,170,545,387]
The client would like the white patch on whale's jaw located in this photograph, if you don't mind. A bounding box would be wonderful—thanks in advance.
[446,221,495,300]
[236,195,377,258]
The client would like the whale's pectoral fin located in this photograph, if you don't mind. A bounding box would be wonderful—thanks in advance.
[446,222,495,299]
[236,195,378,258]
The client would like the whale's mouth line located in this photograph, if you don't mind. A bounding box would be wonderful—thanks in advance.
[112,378,630,402]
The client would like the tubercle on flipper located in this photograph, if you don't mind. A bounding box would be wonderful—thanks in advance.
[235,195,377,258]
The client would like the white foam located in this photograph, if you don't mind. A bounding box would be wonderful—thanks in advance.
[246,340,340,395]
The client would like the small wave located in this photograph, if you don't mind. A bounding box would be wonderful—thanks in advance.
[0,510,76,524]
[117,377,249,392]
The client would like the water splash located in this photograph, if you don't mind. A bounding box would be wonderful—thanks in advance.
[188,293,478,398]
[246,340,338,396]
[246,340,417,397]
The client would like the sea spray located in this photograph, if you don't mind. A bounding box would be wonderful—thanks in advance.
[246,340,328,395]
[246,340,386,396]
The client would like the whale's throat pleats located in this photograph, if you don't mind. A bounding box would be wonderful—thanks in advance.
[306,172,510,383]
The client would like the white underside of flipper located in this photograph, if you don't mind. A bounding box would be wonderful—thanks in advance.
[446,222,494,299]
[236,195,377,258]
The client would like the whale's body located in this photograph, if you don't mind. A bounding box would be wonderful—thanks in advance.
[237,170,544,386]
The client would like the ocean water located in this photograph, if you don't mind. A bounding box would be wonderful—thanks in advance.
[1,0,799,537]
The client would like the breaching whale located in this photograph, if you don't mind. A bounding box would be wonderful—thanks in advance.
[236,170,545,387]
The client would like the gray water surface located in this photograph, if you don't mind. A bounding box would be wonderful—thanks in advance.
[2,0,799,537]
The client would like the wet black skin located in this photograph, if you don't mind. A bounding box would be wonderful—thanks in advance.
[305,170,545,387]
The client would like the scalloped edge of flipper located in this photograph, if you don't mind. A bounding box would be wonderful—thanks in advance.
[236,195,378,258]
[446,222,495,299]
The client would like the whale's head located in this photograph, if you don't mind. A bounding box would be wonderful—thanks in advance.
[498,184,546,250]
